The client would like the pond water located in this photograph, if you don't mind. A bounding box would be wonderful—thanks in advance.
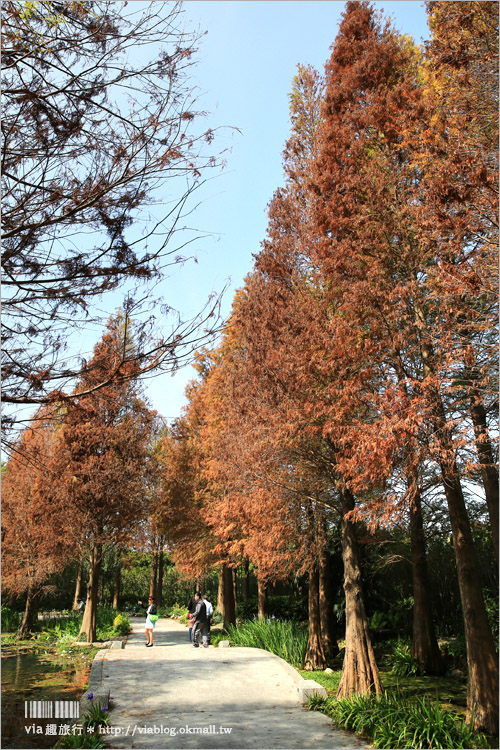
[1,650,92,748]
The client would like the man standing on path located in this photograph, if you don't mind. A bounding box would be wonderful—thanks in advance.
[202,594,214,645]
[191,591,207,648]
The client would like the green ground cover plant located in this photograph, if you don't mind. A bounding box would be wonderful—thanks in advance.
[300,670,342,692]
[307,691,488,749]
[226,619,308,669]
[390,639,424,677]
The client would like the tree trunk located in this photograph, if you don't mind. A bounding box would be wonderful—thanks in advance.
[222,563,236,630]
[438,448,499,732]
[17,586,39,639]
[410,490,444,675]
[112,563,121,610]
[257,576,267,620]
[72,560,83,611]
[469,391,499,562]
[217,566,225,618]
[232,567,238,609]
[304,561,328,670]
[243,557,250,601]
[319,520,339,658]
[337,489,383,698]
[78,544,103,643]
[156,539,164,607]
[149,536,158,600]
[415,309,499,732]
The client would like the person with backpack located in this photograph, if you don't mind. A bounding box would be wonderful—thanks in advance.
[138,596,158,647]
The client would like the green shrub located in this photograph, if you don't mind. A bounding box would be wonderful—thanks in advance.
[313,690,487,749]
[391,639,424,677]
[168,602,189,624]
[369,610,389,631]
[442,636,467,671]
[111,614,131,636]
[235,598,258,621]
[483,591,498,649]
[227,619,308,669]
[1,606,22,632]
[211,609,223,626]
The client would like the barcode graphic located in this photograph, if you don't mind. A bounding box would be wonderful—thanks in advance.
[24,701,80,719]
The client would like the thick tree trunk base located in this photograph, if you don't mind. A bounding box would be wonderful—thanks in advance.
[78,546,102,644]
[338,490,382,698]
[17,589,39,640]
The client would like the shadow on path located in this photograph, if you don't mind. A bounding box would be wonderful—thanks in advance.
[95,618,371,749]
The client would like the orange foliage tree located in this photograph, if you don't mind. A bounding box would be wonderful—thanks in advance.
[49,314,157,642]
[309,0,497,730]
[2,410,75,637]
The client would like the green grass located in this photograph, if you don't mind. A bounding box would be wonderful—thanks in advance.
[307,691,489,749]
[298,666,468,719]
[300,669,342,692]
[226,619,308,669]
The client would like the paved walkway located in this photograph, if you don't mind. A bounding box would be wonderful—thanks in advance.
[93,618,371,749]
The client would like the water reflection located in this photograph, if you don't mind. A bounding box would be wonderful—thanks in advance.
[1,651,91,748]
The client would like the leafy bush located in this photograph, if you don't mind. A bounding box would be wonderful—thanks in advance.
[391,639,424,677]
[235,595,307,623]
[311,691,488,749]
[483,591,499,649]
[211,609,223,626]
[369,610,389,631]
[235,598,258,621]
[227,619,308,669]
[43,619,81,638]
[442,636,467,671]
[1,605,22,632]
[168,602,189,624]
[111,614,131,636]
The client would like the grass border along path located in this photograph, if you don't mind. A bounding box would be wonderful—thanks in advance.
[216,618,495,749]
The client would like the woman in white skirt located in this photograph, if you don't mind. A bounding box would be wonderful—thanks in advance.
[138,596,157,647]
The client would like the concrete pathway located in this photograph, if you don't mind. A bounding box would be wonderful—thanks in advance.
[94,618,371,749]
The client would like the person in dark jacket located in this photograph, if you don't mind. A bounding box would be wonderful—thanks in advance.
[191,592,207,648]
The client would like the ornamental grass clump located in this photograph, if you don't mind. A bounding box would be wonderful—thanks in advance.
[313,691,488,749]
[227,619,308,669]
[1,606,22,632]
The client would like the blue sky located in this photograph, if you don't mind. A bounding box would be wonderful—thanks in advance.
[141,1,431,421]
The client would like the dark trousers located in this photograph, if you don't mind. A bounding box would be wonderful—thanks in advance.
[192,620,208,645]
